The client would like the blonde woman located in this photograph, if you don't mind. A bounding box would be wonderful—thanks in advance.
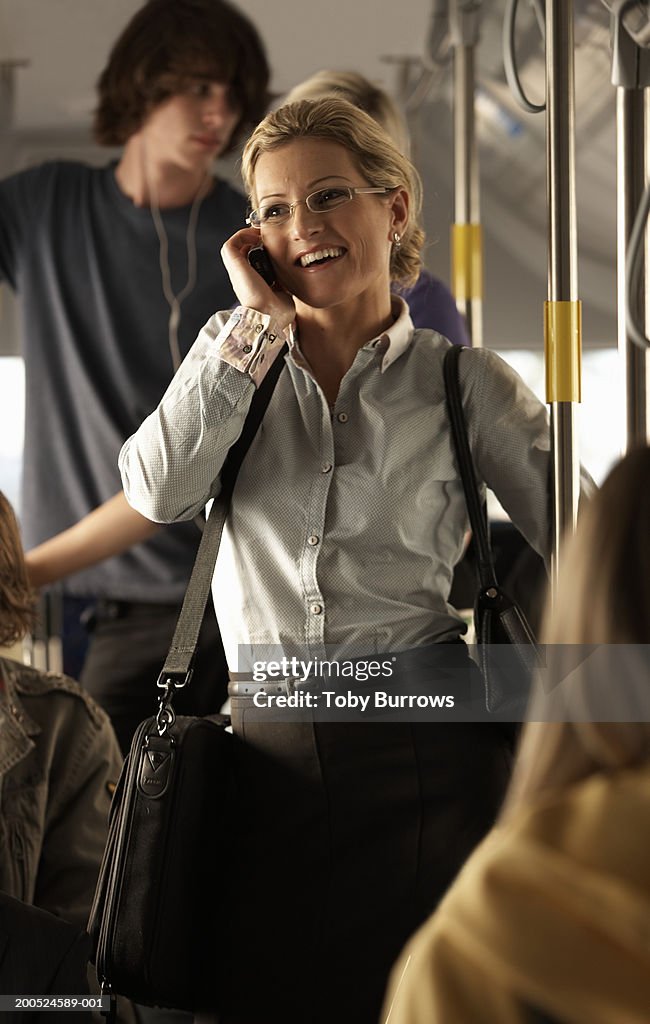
[23,68,466,740]
[284,69,469,345]
[383,446,650,1024]
[120,97,552,1024]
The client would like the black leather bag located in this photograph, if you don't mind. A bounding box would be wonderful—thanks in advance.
[90,714,235,1011]
[443,344,541,715]
[88,345,288,1014]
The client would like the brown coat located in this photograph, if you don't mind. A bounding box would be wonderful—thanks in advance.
[0,657,123,930]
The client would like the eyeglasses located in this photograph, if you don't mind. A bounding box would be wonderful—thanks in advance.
[246,185,394,228]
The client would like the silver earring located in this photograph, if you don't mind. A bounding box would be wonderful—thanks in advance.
[392,231,402,250]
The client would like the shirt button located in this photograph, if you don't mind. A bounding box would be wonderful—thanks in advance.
[321,462,332,474]
[310,603,323,615]
[307,535,319,546]
[337,412,348,423]
[243,344,253,354]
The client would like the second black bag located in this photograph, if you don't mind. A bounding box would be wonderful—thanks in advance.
[474,582,540,714]
[443,344,541,716]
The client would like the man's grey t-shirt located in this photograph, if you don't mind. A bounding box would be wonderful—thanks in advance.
[0,161,246,601]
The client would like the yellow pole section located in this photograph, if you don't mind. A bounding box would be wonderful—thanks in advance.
[544,300,582,403]
[451,223,484,302]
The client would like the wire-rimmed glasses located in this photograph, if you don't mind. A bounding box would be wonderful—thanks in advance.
[246,185,394,228]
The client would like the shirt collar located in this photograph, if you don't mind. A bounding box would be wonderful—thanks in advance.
[288,295,415,375]
[360,295,414,373]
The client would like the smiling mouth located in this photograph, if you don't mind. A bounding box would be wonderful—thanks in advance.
[297,247,346,268]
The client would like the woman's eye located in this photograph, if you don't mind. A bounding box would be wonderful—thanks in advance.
[314,188,347,208]
[263,205,289,221]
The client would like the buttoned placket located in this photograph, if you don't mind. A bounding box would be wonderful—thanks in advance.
[300,382,335,655]
[295,346,381,657]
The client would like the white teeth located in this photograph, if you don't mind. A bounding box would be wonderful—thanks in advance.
[299,247,344,267]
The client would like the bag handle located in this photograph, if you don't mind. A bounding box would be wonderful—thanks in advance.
[158,344,288,689]
[442,345,499,592]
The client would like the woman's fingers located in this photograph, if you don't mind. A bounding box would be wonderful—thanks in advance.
[220,229,295,330]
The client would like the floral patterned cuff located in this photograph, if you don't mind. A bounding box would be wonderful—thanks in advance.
[216,306,287,387]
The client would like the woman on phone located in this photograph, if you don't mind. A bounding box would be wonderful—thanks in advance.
[119,97,554,1024]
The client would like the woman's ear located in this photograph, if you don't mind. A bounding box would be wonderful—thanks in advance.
[388,187,409,241]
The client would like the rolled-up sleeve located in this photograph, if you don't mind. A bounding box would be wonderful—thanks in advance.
[119,307,287,523]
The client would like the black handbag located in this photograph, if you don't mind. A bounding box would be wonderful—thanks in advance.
[443,344,541,716]
[89,344,288,1015]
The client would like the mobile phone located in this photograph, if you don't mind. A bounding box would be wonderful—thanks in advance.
[247,246,276,287]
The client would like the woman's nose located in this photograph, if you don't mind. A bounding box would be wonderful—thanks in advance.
[291,202,324,238]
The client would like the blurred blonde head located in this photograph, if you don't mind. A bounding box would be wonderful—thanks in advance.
[0,491,36,646]
[241,97,424,287]
[283,70,411,157]
[504,447,650,818]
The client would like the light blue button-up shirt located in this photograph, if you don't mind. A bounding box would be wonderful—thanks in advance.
[120,299,551,669]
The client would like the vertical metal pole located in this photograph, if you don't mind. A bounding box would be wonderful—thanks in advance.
[0,62,27,177]
[545,0,581,583]
[617,87,648,449]
[451,1,483,347]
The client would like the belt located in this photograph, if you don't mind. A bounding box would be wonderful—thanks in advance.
[228,639,469,699]
[229,678,322,698]
[81,599,184,631]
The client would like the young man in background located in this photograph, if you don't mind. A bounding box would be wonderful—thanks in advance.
[0,0,270,751]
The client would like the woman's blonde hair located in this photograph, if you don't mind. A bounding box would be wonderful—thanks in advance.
[283,71,410,157]
[504,447,650,818]
[241,97,424,287]
[0,491,36,646]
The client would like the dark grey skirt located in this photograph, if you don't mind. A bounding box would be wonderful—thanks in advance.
[204,660,511,1024]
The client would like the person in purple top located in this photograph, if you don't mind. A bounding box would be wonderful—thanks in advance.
[283,71,469,346]
[397,267,468,339]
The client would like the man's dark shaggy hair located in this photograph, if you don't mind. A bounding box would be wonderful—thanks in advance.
[93,0,270,152]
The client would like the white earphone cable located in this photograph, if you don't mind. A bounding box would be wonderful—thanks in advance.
[149,180,210,372]
[143,139,212,372]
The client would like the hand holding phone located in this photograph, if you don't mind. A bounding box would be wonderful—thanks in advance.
[221,228,294,330]
[247,246,276,287]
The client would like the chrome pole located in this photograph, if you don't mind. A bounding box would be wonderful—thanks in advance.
[617,86,648,448]
[611,0,650,449]
[545,0,581,584]
[0,62,30,175]
[451,0,483,347]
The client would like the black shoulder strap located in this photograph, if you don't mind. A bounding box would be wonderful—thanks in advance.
[160,344,288,679]
[442,345,498,591]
